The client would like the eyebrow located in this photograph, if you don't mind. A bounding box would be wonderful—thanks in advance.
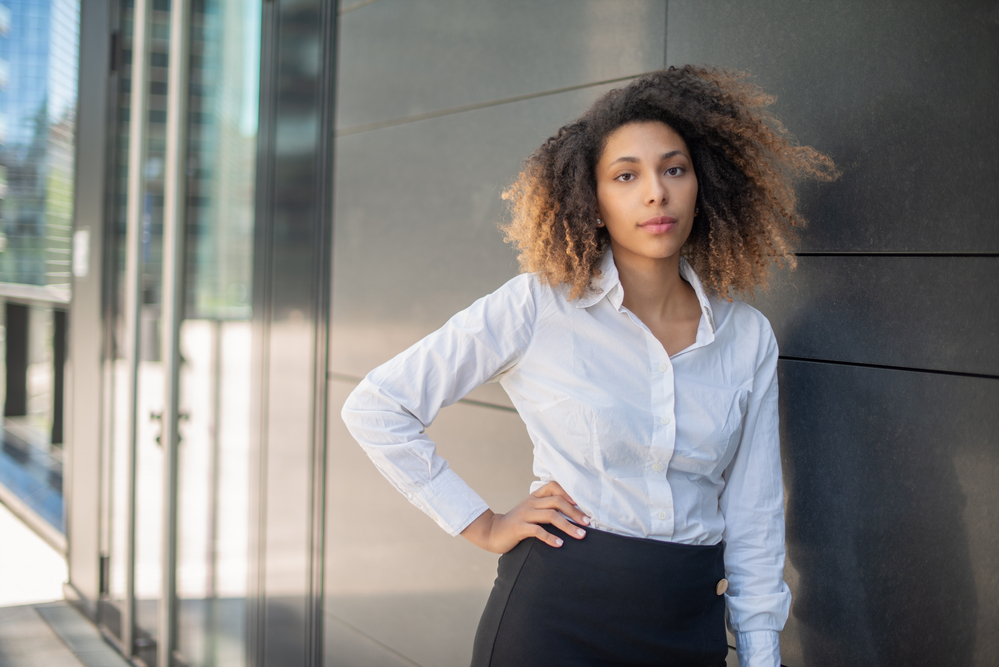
[608,150,687,166]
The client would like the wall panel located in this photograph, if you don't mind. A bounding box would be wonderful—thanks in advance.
[666,0,999,253]
[778,360,998,667]
[748,256,999,376]
[336,0,666,130]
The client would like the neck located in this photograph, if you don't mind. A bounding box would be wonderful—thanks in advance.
[610,241,691,319]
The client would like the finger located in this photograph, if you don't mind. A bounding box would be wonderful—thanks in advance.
[530,524,564,548]
[531,495,591,526]
[548,512,588,540]
[532,481,577,506]
[526,509,587,540]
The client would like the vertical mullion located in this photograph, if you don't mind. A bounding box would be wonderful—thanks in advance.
[248,0,279,664]
[159,0,192,664]
[122,0,153,657]
[307,1,338,665]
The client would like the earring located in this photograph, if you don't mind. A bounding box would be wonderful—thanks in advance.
[596,218,604,227]
[694,207,699,216]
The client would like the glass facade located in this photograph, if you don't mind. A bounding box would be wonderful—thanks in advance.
[0,0,78,545]
[0,0,78,290]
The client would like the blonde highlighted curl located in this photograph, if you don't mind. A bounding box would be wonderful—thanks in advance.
[501,65,839,300]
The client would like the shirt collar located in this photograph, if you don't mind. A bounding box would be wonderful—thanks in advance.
[575,247,717,334]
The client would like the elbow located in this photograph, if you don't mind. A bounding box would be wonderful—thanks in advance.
[339,380,369,437]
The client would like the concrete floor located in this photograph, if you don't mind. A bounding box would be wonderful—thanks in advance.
[0,501,130,667]
[0,500,82,667]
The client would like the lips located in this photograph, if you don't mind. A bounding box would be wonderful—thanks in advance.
[639,215,677,234]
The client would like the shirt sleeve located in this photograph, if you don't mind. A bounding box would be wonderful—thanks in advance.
[340,273,538,536]
[718,319,791,667]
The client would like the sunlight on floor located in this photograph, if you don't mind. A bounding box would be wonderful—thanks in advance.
[0,502,66,607]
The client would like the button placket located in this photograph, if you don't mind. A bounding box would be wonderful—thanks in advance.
[643,331,676,538]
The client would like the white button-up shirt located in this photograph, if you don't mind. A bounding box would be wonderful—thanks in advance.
[342,249,790,667]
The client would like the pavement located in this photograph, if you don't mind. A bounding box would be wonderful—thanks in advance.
[0,501,128,667]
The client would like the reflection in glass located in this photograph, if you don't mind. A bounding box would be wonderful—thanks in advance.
[0,0,78,292]
[175,0,259,664]
[102,1,171,663]
[131,0,171,661]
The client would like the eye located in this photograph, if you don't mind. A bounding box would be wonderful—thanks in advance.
[615,173,636,182]
[665,166,685,176]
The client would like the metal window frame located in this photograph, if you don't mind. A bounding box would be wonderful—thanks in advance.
[121,0,153,658]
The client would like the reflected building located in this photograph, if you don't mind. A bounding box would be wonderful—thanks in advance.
[0,0,78,547]
[0,1,990,667]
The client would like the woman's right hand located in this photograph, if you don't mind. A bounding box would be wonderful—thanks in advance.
[459,481,591,554]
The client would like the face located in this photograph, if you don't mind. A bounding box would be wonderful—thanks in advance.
[595,121,698,265]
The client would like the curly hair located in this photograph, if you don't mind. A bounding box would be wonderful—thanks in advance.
[502,65,838,300]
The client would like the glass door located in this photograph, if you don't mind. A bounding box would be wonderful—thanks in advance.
[174,0,260,665]
[99,0,261,665]
[100,0,170,663]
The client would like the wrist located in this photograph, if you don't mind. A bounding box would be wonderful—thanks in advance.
[460,508,498,551]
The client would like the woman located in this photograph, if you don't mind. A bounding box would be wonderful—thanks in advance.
[342,66,837,667]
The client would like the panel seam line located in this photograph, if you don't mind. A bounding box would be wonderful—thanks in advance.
[779,356,997,380]
[336,73,651,137]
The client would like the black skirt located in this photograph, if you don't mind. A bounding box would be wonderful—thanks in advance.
[471,523,728,667]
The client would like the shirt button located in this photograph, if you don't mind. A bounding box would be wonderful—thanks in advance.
[660,416,670,425]
[651,462,663,472]
[658,511,669,520]
[658,363,668,372]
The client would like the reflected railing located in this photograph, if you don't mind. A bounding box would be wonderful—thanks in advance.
[0,287,69,552]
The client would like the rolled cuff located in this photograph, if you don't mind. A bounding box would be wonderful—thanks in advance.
[412,466,491,536]
[724,586,791,633]
[735,630,780,667]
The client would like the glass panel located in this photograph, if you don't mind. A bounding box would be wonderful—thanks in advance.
[103,0,136,643]
[101,1,171,663]
[132,1,171,662]
[0,0,78,293]
[175,0,259,664]
[0,0,78,540]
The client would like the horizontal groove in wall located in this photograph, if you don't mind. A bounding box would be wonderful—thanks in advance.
[780,356,998,381]
[794,252,998,258]
[336,73,648,137]
[329,372,518,412]
[339,0,383,15]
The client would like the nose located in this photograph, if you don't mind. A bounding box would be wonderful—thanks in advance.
[645,174,668,206]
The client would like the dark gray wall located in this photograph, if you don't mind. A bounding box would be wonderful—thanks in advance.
[327,1,997,666]
[666,1,997,665]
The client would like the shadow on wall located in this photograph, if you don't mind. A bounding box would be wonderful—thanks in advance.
[780,357,978,667]
[775,85,990,665]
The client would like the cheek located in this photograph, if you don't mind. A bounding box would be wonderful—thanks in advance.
[684,179,699,206]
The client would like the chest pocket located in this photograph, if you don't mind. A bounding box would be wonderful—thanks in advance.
[671,381,749,477]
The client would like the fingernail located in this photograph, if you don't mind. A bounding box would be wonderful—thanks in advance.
[581,516,590,525]
[555,538,564,546]
[576,528,586,538]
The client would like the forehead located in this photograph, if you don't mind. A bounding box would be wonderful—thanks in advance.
[598,121,689,163]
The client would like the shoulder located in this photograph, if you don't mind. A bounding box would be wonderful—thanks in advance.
[458,272,562,331]
[711,296,778,357]
[494,271,566,312]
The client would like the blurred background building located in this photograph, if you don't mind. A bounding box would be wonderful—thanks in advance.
[0,1,995,666]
